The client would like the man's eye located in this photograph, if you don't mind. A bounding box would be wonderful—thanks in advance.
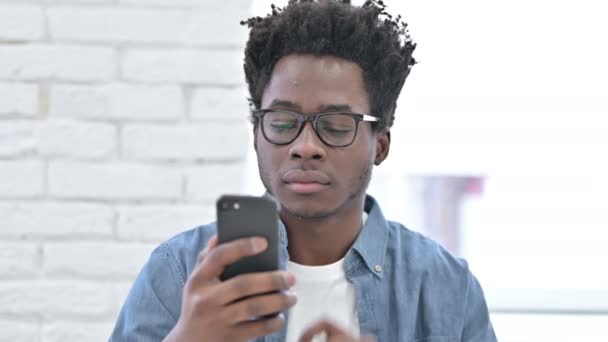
[322,127,353,137]
[270,122,297,131]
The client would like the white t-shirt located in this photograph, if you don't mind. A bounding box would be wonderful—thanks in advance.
[285,213,367,342]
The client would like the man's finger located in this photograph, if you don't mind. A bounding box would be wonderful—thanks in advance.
[196,235,219,264]
[298,319,344,342]
[230,313,286,341]
[190,237,268,285]
[217,271,295,305]
[221,291,297,324]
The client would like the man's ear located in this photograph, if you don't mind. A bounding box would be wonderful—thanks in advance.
[374,128,390,166]
[253,125,258,152]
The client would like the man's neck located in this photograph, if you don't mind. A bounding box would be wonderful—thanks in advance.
[281,197,366,266]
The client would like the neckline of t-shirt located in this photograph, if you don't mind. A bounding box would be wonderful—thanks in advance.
[286,211,369,282]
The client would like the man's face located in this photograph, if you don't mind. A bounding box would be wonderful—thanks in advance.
[255,54,389,219]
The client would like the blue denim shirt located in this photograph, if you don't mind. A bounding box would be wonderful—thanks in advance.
[110,195,497,342]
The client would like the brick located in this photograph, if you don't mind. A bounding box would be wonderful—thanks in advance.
[49,6,247,46]
[0,5,45,41]
[43,242,155,280]
[185,163,245,202]
[0,242,38,278]
[49,7,239,46]
[181,10,248,47]
[48,161,182,200]
[0,201,114,239]
[38,120,117,159]
[0,44,114,82]
[122,123,248,161]
[0,320,38,342]
[43,321,115,342]
[0,82,39,116]
[0,281,116,318]
[46,0,112,3]
[117,204,214,242]
[0,121,37,157]
[190,87,250,121]
[123,49,243,85]
[119,0,249,8]
[0,160,44,198]
[49,7,186,44]
[49,83,182,121]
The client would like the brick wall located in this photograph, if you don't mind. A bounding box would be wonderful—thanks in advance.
[0,0,253,340]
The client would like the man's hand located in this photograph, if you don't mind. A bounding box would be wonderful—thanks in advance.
[299,319,375,342]
[164,235,297,342]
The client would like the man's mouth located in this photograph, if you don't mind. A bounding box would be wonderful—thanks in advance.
[282,170,330,194]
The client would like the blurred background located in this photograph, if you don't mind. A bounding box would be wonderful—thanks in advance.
[0,0,606,341]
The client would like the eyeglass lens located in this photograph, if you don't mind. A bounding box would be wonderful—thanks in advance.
[262,111,357,146]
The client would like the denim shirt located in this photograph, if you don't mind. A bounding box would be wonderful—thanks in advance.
[110,195,497,342]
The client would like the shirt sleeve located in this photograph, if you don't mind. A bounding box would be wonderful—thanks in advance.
[109,243,185,342]
[461,271,498,342]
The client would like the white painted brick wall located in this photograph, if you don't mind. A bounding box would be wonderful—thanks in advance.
[50,83,183,121]
[191,87,250,121]
[0,242,39,278]
[48,7,247,46]
[117,204,215,242]
[0,82,39,116]
[48,161,183,200]
[123,49,244,84]
[0,5,45,41]
[0,281,117,318]
[122,122,249,161]
[0,45,115,81]
[0,0,254,339]
[185,163,246,202]
[0,201,114,239]
[43,242,156,280]
[0,121,38,157]
[43,322,116,342]
[0,160,44,198]
[38,120,118,159]
[0,320,38,342]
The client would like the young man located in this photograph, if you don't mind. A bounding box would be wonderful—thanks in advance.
[111,1,497,341]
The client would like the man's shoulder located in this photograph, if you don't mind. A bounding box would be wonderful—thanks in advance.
[156,222,218,281]
[386,220,470,280]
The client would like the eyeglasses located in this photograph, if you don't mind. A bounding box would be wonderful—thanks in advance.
[253,108,382,147]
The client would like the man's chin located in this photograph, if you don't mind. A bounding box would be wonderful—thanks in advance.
[279,201,337,220]
[283,208,335,220]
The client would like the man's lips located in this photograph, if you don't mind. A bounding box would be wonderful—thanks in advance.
[282,169,330,184]
[282,170,330,194]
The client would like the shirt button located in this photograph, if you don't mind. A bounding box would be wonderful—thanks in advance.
[374,265,382,273]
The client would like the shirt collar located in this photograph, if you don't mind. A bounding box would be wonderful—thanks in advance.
[348,194,389,279]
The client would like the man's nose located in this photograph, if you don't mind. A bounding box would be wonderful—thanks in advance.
[288,122,326,161]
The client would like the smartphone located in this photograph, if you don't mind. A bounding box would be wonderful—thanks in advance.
[216,195,279,281]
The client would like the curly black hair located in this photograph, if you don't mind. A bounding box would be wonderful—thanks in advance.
[241,0,416,130]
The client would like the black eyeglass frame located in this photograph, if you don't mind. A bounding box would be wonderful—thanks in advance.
[253,108,382,147]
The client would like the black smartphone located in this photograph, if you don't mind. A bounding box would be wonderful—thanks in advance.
[216,195,279,281]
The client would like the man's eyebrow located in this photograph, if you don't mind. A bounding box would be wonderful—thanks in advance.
[269,99,301,110]
[317,104,352,112]
[268,100,353,113]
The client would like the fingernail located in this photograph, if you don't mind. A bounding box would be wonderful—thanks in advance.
[288,293,298,305]
[284,272,296,286]
[251,237,267,252]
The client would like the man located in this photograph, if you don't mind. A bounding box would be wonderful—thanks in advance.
[110,1,497,341]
